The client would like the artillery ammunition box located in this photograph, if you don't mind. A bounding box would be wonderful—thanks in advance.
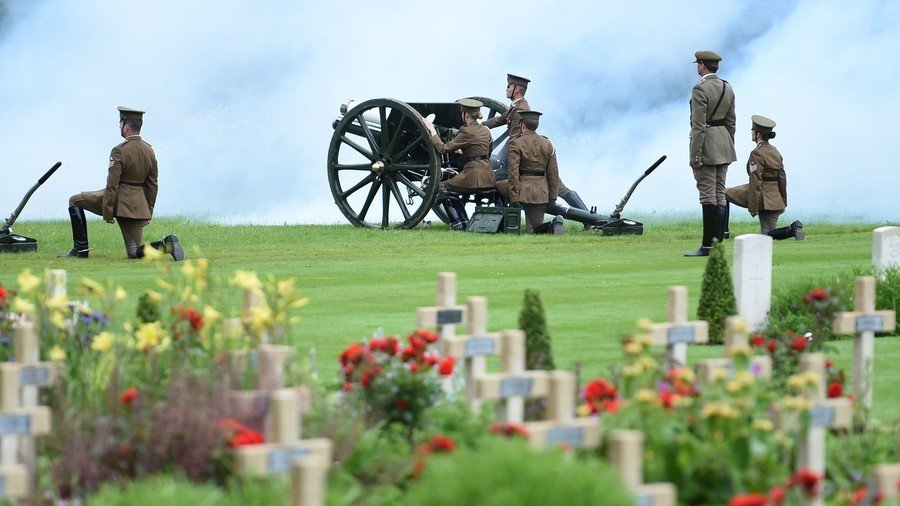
[466,206,521,234]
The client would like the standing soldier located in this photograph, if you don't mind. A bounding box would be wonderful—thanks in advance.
[685,51,736,257]
[484,73,589,213]
[61,106,183,260]
[497,110,563,234]
[725,115,804,240]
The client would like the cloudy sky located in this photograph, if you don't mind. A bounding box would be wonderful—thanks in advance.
[1,0,898,224]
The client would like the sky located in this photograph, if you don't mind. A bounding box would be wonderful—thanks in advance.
[1,0,898,225]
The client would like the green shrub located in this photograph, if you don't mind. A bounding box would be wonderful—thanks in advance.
[520,289,554,420]
[873,266,900,330]
[404,438,634,506]
[697,242,736,344]
[89,474,226,506]
[765,274,854,344]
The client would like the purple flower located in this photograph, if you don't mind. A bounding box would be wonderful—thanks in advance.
[750,363,762,376]
[657,380,671,392]
[0,337,8,346]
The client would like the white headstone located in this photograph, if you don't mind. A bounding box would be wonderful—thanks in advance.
[733,234,773,330]
[873,226,900,278]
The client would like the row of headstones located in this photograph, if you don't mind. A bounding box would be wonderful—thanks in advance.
[417,272,900,504]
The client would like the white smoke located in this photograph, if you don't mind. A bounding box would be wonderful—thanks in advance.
[1,0,897,224]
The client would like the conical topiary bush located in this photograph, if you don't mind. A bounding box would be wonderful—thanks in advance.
[697,241,737,344]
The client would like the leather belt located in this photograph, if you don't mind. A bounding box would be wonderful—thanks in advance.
[466,155,490,162]
[761,176,780,182]
[520,170,545,177]
[706,118,726,127]
[120,181,144,187]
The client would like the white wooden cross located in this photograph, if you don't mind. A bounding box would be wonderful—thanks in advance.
[694,316,772,384]
[0,358,52,500]
[871,462,900,502]
[648,286,708,367]
[472,330,549,423]
[832,276,896,412]
[522,370,601,450]
[439,296,501,409]
[607,429,677,506]
[233,388,332,484]
[415,272,466,341]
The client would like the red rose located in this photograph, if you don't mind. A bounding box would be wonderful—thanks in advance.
[769,485,786,505]
[120,387,138,405]
[384,337,399,355]
[0,285,8,303]
[186,309,203,331]
[400,346,416,362]
[409,336,426,351]
[602,400,624,414]
[789,469,821,497]
[417,329,439,344]
[810,288,828,301]
[428,434,456,453]
[342,381,352,392]
[361,369,375,388]
[727,493,768,506]
[409,363,420,373]
[437,356,455,376]
[583,378,617,402]
[751,335,767,347]
[396,398,408,410]
[659,391,675,410]
[791,336,808,352]
[767,340,777,354]
[423,353,438,367]
[339,343,365,365]
[410,458,426,479]
[826,381,843,398]
[824,360,834,369]
[368,338,386,352]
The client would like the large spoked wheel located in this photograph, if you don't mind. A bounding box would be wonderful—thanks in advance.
[431,96,509,225]
[328,99,439,229]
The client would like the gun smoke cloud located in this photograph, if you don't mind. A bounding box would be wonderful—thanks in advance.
[1,0,898,224]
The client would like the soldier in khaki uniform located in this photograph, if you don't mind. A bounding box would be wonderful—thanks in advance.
[725,115,804,240]
[685,51,736,257]
[62,106,183,260]
[485,73,590,214]
[496,110,562,234]
[425,99,494,229]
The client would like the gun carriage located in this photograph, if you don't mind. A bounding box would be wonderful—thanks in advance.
[328,98,663,233]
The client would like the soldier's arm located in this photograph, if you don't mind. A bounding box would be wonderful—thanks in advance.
[725,88,736,140]
[481,110,507,129]
[546,144,559,201]
[508,142,521,202]
[747,152,764,216]
[102,146,123,222]
[689,85,708,165]
[146,154,159,214]
[429,127,472,155]
[778,169,787,208]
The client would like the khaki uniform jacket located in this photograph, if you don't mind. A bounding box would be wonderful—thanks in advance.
[726,142,787,217]
[482,98,529,135]
[103,136,159,221]
[430,123,495,191]
[689,74,737,165]
[507,131,559,204]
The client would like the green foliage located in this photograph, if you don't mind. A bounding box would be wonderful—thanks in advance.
[697,241,736,344]
[826,419,900,494]
[873,266,900,330]
[136,291,161,323]
[766,274,853,346]
[519,288,555,371]
[89,474,226,506]
[404,438,634,506]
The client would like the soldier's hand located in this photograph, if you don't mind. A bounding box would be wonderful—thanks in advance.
[547,199,557,208]
[690,161,702,170]
[509,201,522,209]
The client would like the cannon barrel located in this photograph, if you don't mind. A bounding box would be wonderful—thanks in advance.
[546,202,609,226]
[2,162,62,236]
[610,155,666,220]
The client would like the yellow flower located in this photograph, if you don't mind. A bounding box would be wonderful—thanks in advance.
[702,402,740,419]
[196,257,209,272]
[135,322,165,351]
[728,345,752,359]
[202,306,221,326]
[12,297,35,314]
[141,245,163,261]
[181,260,198,278]
[673,368,696,384]
[80,278,106,297]
[290,297,310,309]
[639,355,658,371]
[802,371,820,388]
[576,404,592,417]
[636,318,653,332]
[115,286,127,302]
[231,270,262,290]
[635,388,658,405]
[276,278,296,298]
[623,341,643,356]
[17,269,40,293]
[48,345,67,361]
[673,396,694,408]
[155,279,175,292]
[782,396,813,411]
[752,419,774,432]
[633,333,654,347]
[145,290,163,303]
[249,304,273,331]
[51,312,68,330]
[91,331,115,352]
[622,364,643,377]
[45,295,69,312]
[712,369,728,382]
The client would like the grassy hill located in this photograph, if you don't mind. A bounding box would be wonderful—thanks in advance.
[2,215,897,420]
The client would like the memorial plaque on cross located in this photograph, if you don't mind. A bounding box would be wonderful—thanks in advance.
[695,317,772,384]
[832,276,895,412]
[648,286,708,367]
[523,371,601,450]
[0,361,51,499]
[415,273,466,341]
[473,330,549,423]
[733,234,773,331]
[607,430,677,506]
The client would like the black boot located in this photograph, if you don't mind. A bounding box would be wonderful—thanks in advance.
[533,216,565,235]
[441,200,468,231]
[135,234,184,260]
[721,203,730,239]
[684,204,716,257]
[769,220,804,241]
[561,190,588,211]
[60,206,89,258]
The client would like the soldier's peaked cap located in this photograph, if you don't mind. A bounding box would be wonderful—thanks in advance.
[751,115,776,134]
[456,98,483,114]
[519,110,542,122]
[693,50,722,63]
[117,106,145,121]
[506,74,530,87]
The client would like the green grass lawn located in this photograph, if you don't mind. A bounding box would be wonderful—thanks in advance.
[2,215,898,421]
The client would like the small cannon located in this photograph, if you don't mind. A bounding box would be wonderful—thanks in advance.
[1,162,62,253]
[328,98,507,229]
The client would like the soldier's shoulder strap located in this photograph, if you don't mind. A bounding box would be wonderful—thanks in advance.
[709,79,728,119]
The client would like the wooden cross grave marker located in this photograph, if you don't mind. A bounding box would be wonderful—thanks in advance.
[472,330,549,423]
[871,462,900,501]
[607,429,677,506]
[694,316,772,384]
[439,296,502,409]
[415,272,467,341]
[522,370,601,450]
[647,286,708,367]
[832,276,895,412]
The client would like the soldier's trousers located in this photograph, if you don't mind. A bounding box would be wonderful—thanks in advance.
[693,163,729,206]
[70,191,150,258]
[521,204,546,233]
[758,211,782,234]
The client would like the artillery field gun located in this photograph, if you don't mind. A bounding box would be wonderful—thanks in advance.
[1,162,62,253]
[328,98,661,233]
